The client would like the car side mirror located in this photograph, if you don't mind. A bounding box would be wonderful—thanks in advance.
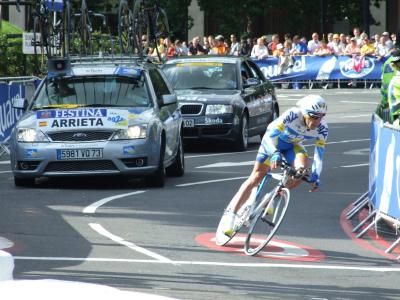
[161,94,177,106]
[12,97,28,110]
[244,77,261,88]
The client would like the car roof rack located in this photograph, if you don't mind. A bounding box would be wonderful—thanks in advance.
[67,54,152,67]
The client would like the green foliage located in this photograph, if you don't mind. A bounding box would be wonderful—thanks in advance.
[197,0,384,37]
[0,21,36,76]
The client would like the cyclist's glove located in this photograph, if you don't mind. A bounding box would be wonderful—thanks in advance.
[309,172,320,187]
[270,151,282,164]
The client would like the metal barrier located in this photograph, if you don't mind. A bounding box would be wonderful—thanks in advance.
[350,114,400,260]
[0,76,41,158]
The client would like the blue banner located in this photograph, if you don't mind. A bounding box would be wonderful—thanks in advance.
[254,55,387,81]
[0,84,26,143]
[369,114,400,220]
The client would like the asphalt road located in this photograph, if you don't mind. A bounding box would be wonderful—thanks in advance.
[1,88,399,300]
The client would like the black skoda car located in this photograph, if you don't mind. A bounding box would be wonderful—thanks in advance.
[163,55,279,150]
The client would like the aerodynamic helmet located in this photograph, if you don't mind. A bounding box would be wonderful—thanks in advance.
[296,95,327,117]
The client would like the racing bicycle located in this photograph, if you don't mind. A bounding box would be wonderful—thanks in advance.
[215,160,311,256]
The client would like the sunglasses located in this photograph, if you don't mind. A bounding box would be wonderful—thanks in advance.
[308,113,325,120]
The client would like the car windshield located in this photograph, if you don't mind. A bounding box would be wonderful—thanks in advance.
[32,75,152,110]
[163,62,238,90]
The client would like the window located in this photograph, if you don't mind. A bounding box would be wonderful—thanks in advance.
[149,69,170,106]
[247,60,265,82]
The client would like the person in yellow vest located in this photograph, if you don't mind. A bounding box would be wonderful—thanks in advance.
[387,51,400,125]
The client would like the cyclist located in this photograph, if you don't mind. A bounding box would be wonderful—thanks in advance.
[221,95,329,237]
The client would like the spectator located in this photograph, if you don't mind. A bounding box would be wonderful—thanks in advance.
[391,33,397,46]
[329,33,345,55]
[278,40,294,75]
[375,36,391,60]
[382,31,394,50]
[344,37,361,56]
[203,40,211,54]
[268,34,280,53]
[165,38,175,59]
[307,32,320,54]
[151,38,166,59]
[211,35,228,55]
[373,33,381,49]
[188,36,206,55]
[353,27,363,46]
[229,34,240,56]
[290,35,307,55]
[314,40,333,56]
[327,33,334,45]
[174,40,185,56]
[339,33,348,50]
[250,37,269,59]
[360,35,375,57]
[272,43,284,56]
[181,41,189,55]
[240,37,251,56]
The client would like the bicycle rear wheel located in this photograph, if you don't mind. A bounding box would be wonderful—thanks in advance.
[118,0,133,54]
[132,0,146,58]
[244,188,290,256]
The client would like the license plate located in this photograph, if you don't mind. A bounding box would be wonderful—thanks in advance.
[56,148,103,160]
[183,119,194,128]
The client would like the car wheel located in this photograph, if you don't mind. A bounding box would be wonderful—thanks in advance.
[14,177,35,187]
[234,113,249,151]
[146,142,165,188]
[166,135,184,177]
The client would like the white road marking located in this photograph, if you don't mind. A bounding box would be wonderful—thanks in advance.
[186,139,370,159]
[83,191,146,214]
[89,223,174,263]
[176,176,248,187]
[0,171,11,174]
[0,161,10,165]
[338,114,372,118]
[343,148,370,156]
[196,161,254,169]
[340,163,369,168]
[185,150,255,159]
[12,256,400,272]
[340,101,377,104]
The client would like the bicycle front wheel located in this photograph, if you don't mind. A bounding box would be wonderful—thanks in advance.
[244,188,290,256]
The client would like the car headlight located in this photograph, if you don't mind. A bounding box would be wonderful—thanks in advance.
[112,124,148,140]
[17,128,49,142]
[205,104,233,115]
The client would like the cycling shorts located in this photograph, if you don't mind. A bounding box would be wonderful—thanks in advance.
[256,138,308,166]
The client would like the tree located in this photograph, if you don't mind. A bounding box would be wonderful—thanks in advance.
[197,0,384,38]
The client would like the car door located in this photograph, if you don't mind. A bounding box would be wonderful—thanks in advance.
[149,69,179,160]
[246,60,274,133]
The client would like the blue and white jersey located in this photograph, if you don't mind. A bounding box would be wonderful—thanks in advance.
[260,107,328,176]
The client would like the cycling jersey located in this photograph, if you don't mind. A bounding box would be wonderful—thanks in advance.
[257,107,328,177]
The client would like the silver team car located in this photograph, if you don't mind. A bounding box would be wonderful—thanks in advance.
[10,57,184,187]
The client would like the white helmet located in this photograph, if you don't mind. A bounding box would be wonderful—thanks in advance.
[297,95,327,117]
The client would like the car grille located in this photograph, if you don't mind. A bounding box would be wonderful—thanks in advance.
[47,131,114,142]
[180,104,203,115]
[44,160,118,172]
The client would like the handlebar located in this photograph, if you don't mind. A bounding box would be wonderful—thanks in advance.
[279,160,311,183]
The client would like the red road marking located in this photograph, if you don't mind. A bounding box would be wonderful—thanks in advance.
[340,204,399,260]
[195,232,325,262]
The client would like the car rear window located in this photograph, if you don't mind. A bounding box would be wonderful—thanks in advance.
[163,62,237,90]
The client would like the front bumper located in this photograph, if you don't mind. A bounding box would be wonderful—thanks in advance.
[10,139,160,179]
[182,114,240,141]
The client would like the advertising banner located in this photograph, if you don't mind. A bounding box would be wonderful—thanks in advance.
[254,55,387,81]
[0,84,26,143]
[369,114,400,220]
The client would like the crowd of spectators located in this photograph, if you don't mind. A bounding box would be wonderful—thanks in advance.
[145,27,398,61]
